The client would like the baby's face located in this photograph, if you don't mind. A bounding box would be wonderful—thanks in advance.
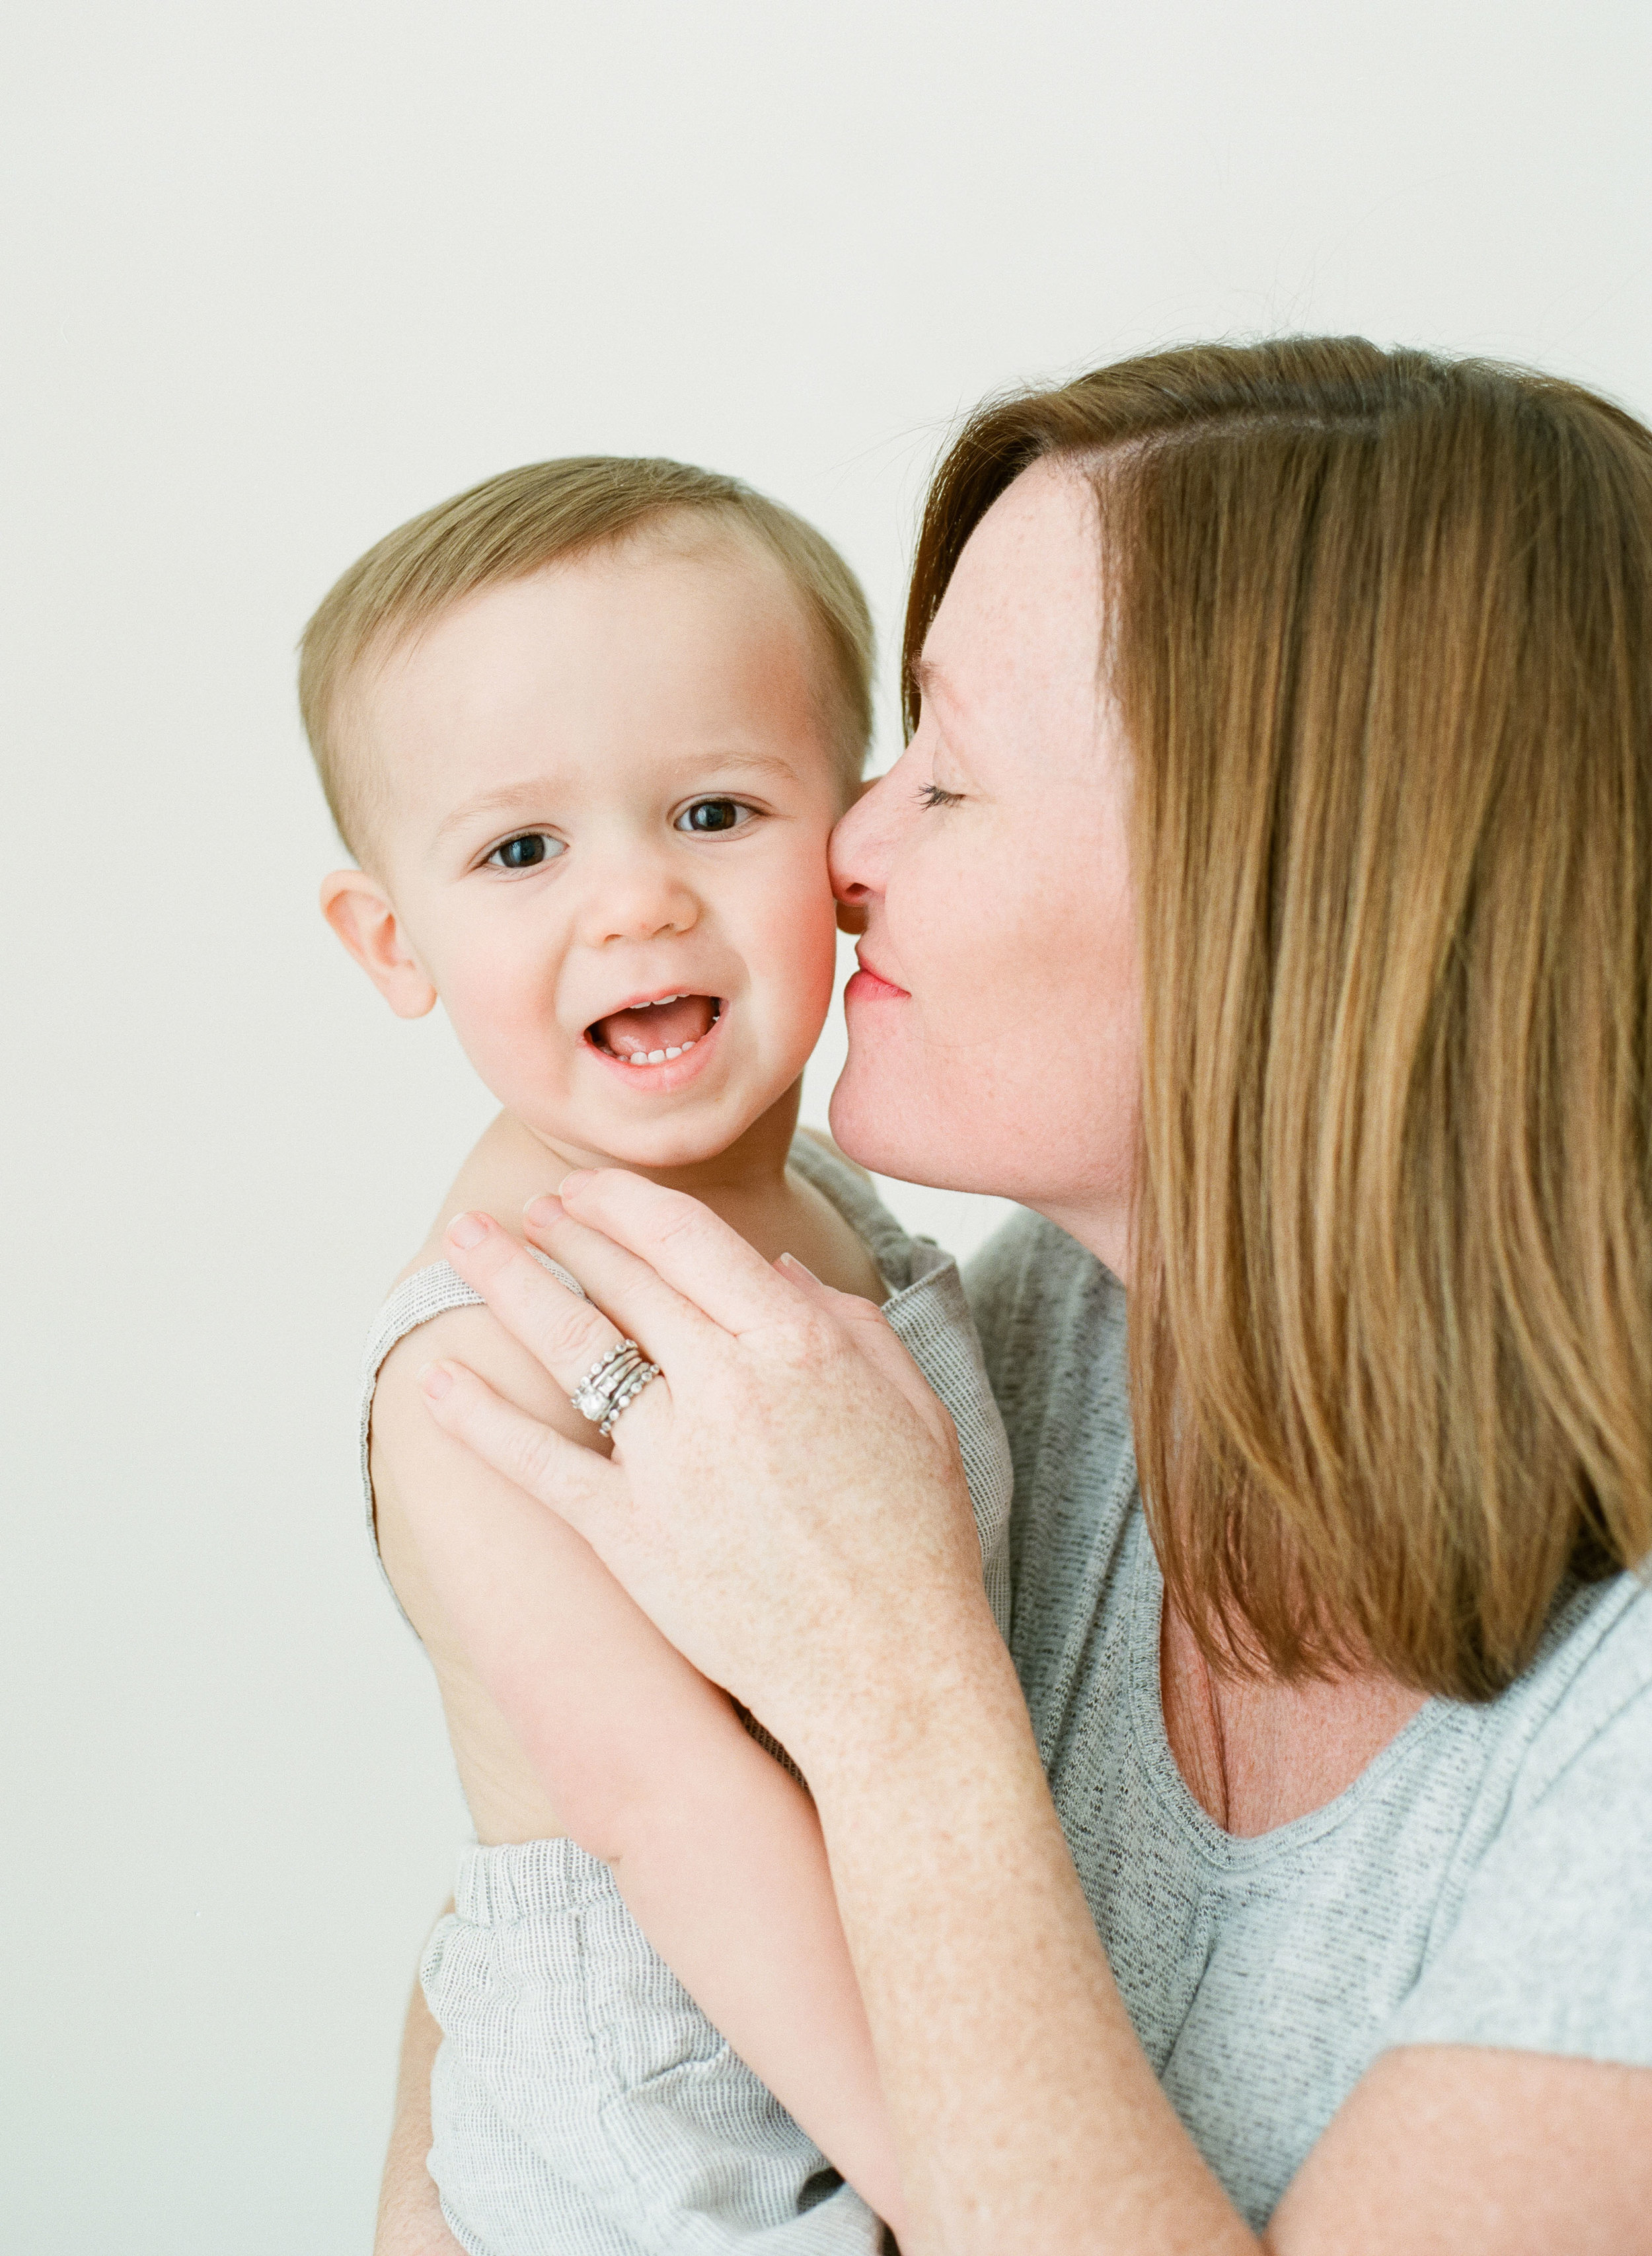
[351,533,847,1171]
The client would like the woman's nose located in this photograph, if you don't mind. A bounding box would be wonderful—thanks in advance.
[829,767,900,920]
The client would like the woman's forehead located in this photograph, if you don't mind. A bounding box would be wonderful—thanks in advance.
[920,463,1106,750]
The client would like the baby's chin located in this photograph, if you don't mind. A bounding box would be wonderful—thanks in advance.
[511,1090,780,1180]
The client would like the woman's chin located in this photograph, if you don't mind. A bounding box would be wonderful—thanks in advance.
[827,1071,946,1189]
[825,1071,892,1173]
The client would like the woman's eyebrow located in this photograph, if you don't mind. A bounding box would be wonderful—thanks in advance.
[908,652,961,716]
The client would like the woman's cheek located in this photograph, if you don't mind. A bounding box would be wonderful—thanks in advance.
[897,832,1001,1030]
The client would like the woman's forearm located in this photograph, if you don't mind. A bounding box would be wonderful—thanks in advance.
[798,1602,1255,2256]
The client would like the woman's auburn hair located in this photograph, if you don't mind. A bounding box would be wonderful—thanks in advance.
[908,337,1652,1701]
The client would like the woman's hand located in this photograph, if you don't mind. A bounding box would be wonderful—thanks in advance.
[417,1166,995,1761]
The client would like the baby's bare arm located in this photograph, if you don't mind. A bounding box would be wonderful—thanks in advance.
[375,1948,462,2256]
[372,1299,905,2230]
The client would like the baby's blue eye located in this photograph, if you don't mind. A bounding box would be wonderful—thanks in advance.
[677,799,749,835]
[486,832,563,870]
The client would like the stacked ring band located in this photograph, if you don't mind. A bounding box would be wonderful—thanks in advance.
[569,1337,663,1439]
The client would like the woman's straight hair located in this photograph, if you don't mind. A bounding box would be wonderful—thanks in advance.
[909,338,1652,1700]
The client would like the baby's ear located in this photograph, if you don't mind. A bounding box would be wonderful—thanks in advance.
[319,870,437,1020]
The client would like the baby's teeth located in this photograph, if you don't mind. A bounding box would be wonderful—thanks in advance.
[680,1037,696,1049]
[648,1049,666,1063]
[627,1053,646,1067]
[664,1046,683,1059]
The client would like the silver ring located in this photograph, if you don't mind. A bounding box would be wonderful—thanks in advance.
[569,1338,662,1438]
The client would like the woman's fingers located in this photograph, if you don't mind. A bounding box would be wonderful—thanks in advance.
[418,1354,624,1536]
[552,1170,810,1337]
[439,1211,659,1396]
[520,1197,719,1363]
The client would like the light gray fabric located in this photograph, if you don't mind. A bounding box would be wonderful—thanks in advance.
[423,1840,880,2256]
[358,1136,1013,2254]
[966,1208,1652,2232]
[786,1133,1012,1639]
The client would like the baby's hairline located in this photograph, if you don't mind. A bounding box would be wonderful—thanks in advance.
[326,515,867,874]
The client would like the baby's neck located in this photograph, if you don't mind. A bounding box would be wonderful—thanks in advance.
[512,1084,797,1212]
[424,1093,883,1304]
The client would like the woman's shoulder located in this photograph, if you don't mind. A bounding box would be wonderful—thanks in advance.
[963,1211,1141,1649]
[1376,1568,1652,2070]
[964,1210,1129,1433]
[1503,1567,1652,1797]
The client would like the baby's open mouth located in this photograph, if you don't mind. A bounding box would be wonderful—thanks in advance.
[587,994,722,1065]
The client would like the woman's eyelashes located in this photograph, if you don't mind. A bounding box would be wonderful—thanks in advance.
[483,831,565,872]
[919,779,965,809]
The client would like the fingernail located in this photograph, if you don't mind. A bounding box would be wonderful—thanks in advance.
[777,1252,823,1285]
[447,1211,490,1250]
[556,1170,593,1197]
[523,1192,562,1227]
[418,1361,453,1401]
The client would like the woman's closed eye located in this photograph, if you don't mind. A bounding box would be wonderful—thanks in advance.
[675,797,759,837]
[919,780,965,809]
[484,831,565,872]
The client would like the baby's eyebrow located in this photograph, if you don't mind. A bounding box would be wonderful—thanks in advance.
[690,748,800,783]
[434,780,565,841]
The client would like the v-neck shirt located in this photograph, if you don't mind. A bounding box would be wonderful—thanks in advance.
[967,1209,1652,2230]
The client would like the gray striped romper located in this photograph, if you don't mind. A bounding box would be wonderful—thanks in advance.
[359,1136,1013,2254]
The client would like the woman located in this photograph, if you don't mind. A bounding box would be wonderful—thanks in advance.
[391,338,1652,2251]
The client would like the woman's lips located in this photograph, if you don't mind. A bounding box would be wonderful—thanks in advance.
[846,954,909,1003]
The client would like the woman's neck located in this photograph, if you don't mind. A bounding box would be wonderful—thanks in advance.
[1158,1595,1429,1838]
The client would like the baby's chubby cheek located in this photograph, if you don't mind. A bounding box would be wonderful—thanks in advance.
[750,878,841,1060]
[435,959,572,1109]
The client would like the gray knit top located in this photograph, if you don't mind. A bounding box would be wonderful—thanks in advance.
[966,1210,1652,2230]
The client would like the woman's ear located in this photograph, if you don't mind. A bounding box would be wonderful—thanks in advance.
[319,870,437,1020]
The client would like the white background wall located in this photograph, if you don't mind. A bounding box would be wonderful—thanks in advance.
[3,3,1647,2246]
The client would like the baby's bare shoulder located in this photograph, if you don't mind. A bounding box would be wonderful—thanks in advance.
[375,1115,601,1454]
[373,1299,592,1456]
[390,1108,570,1289]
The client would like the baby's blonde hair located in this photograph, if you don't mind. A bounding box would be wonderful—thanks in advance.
[299,456,875,859]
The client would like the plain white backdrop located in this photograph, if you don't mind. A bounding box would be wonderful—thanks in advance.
[3,3,1648,2246]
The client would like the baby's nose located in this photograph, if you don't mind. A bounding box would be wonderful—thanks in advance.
[578,852,702,946]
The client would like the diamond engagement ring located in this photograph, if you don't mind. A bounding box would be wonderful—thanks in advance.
[570,1338,663,1439]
